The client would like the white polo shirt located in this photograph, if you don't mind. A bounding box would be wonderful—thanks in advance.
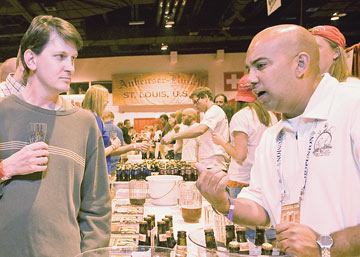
[240,74,360,235]
[228,108,277,183]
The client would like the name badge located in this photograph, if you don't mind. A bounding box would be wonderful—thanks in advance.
[280,202,300,223]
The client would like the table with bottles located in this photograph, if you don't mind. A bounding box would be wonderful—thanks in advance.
[110,159,288,256]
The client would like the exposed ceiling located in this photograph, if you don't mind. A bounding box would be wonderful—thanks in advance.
[0,0,359,62]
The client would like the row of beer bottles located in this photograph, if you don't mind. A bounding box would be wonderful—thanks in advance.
[138,214,187,252]
[116,163,198,181]
[205,225,274,255]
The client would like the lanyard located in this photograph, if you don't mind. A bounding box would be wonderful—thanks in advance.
[276,122,316,205]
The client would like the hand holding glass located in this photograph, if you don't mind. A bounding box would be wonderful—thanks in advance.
[29,123,47,143]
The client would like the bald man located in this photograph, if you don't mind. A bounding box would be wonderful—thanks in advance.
[196,25,360,257]
[0,55,26,98]
[175,108,199,162]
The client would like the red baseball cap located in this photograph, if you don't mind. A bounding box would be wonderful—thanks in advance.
[235,74,256,103]
[310,25,346,48]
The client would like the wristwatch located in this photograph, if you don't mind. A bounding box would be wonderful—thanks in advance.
[317,235,333,257]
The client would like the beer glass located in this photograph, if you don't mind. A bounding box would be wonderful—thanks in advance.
[179,182,202,223]
[28,123,47,143]
[129,179,147,206]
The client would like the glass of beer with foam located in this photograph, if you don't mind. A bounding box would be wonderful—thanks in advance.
[179,182,202,223]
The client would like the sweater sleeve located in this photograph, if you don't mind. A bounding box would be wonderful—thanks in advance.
[79,129,111,251]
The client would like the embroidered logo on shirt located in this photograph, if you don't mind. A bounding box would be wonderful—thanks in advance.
[313,123,335,156]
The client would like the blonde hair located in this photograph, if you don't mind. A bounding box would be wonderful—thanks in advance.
[325,38,350,82]
[236,100,273,127]
[82,84,109,118]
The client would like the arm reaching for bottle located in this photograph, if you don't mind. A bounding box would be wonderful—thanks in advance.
[195,163,269,227]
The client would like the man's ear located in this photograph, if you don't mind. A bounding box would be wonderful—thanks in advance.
[23,49,37,71]
[296,52,310,78]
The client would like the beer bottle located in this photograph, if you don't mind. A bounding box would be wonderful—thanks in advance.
[165,215,176,248]
[191,166,197,181]
[148,214,156,246]
[138,221,150,246]
[124,165,130,181]
[144,217,153,246]
[254,226,266,255]
[116,166,121,181]
[225,224,236,249]
[204,228,217,250]
[176,231,187,256]
[236,226,249,254]
[261,242,273,255]
[146,214,154,228]
[228,241,240,253]
[254,226,266,246]
[156,221,168,247]
[162,218,175,248]
[184,166,192,181]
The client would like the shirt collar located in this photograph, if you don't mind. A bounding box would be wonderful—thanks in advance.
[272,74,339,137]
[6,73,25,92]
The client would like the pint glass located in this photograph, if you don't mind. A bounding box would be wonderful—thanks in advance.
[129,179,147,205]
[179,182,202,223]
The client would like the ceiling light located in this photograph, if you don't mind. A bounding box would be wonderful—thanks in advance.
[165,23,173,28]
[189,31,199,36]
[161,44,168,50]
[129,21,145,26]
[331,11,347,21]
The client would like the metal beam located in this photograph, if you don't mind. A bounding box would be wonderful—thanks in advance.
[7,0,34,23]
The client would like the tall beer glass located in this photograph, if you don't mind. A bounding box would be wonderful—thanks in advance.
[179,182,202,223]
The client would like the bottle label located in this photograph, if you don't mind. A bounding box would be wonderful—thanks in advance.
[159,234,167,242]
[139,234,146,242]
[239,242,249,251]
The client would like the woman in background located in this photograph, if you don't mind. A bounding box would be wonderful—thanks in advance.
[212,75,278,198]
[309,25,351,82]
[82,85,149,174]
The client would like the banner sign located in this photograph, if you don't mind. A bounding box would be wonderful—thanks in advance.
[224,72,244,91]
[267,0,281,16]
[112,72,208,106]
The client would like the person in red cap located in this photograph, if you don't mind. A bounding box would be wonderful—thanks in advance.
[212,74,277,198]
[309,25,350,81]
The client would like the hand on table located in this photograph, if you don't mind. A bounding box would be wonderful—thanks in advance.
[212,133,226,146]
[1,142,49,177]
[195,163,229,213]
[276,222,320,257]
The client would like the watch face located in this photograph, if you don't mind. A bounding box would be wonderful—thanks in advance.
[318,235,334,247]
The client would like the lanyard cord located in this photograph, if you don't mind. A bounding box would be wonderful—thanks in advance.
[276,123,316,205]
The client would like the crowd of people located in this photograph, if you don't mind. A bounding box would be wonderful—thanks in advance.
[0,13,359,257]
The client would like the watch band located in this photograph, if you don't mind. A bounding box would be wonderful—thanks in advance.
[321,247,331,257]
[225,196,234,221]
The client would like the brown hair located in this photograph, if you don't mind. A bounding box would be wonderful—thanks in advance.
[189,86,213,101]
[20,15,82,76]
